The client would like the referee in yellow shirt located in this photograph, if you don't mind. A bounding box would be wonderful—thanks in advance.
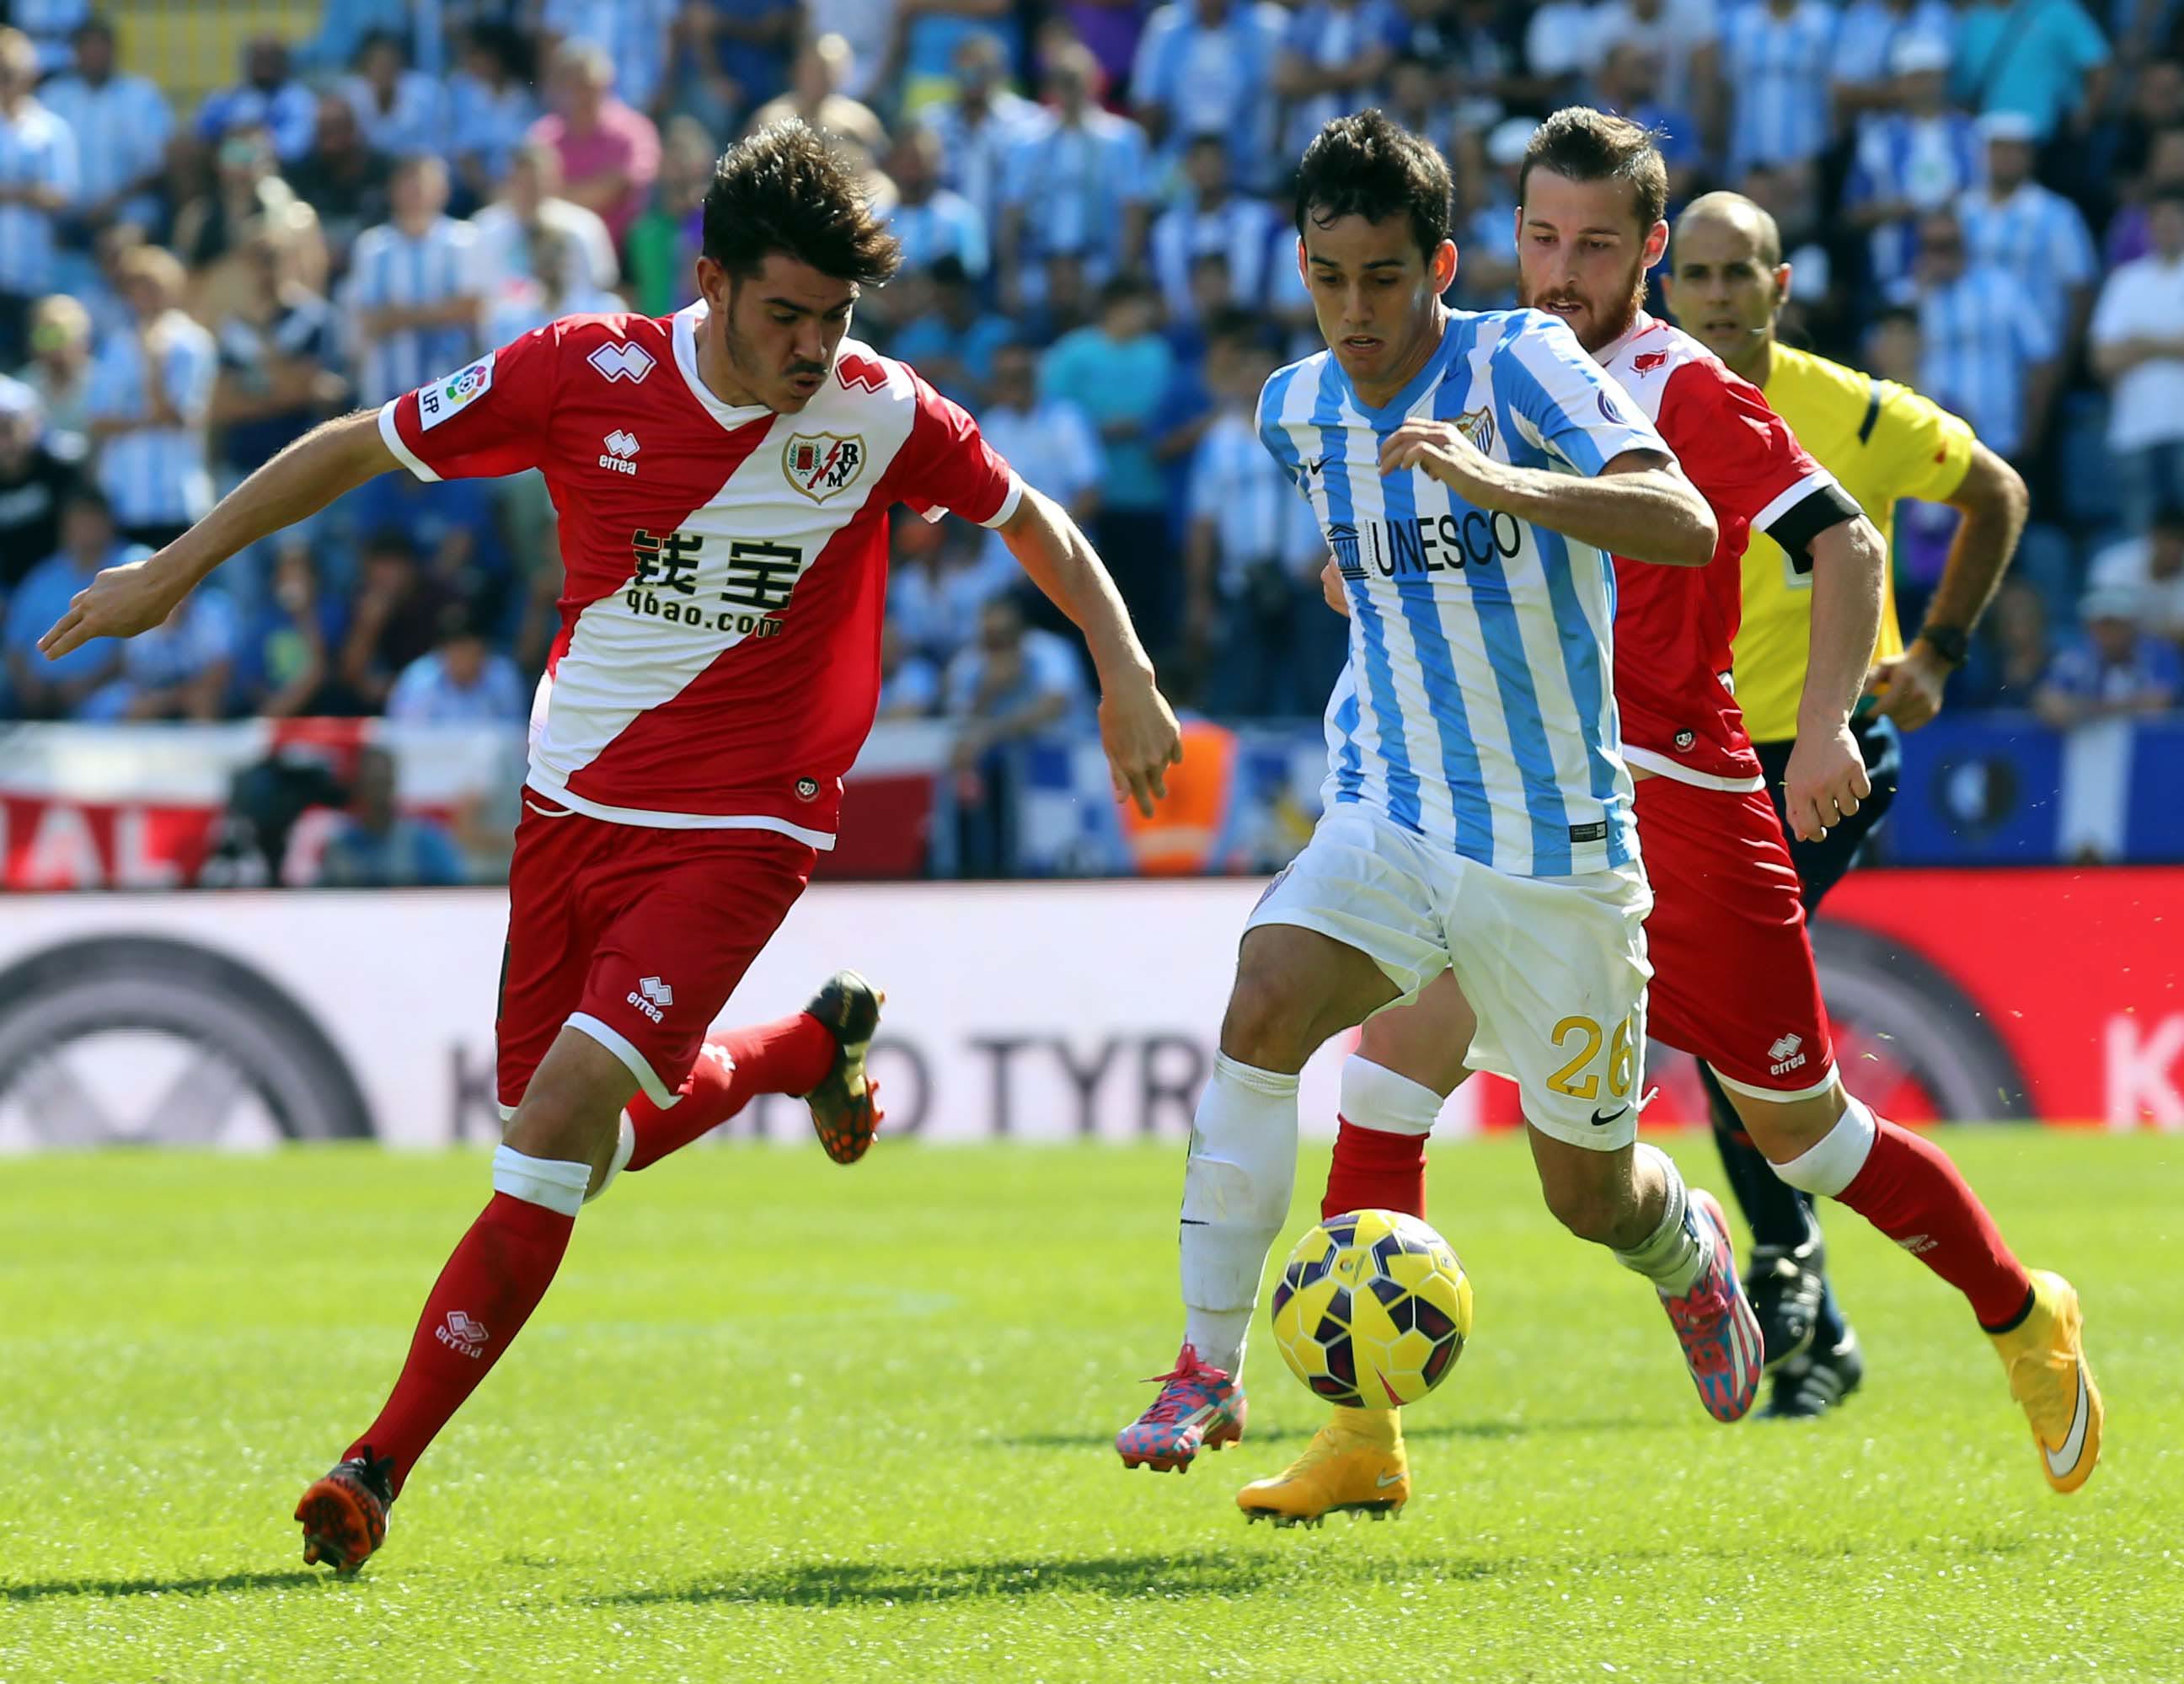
[1662,191,2031,1418]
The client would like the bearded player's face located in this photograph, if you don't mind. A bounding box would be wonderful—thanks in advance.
[1515,169,1664,354]
[699,252,859,413]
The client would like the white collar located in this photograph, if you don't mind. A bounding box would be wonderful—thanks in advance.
[672,301,777,432]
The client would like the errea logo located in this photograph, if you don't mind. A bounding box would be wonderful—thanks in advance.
[588,341,656,383]
[436,1310,490,1358]
[1768,1033,1807,1075]
[627,975,673,1023]
[599,430,640,475]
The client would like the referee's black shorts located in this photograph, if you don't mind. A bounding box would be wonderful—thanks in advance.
[1751,714,1901,913]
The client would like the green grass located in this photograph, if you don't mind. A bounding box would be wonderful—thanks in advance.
[1,1130,2176,1682]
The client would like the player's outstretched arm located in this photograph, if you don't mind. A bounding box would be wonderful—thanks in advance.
[995,483,1184,816]
[1783,512,1886,843]
[40,410,400,660]
[1378,422,1717,568]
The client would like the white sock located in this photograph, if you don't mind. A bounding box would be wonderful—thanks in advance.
[1611,1143,1710,1295]
[490,1144,592,1218]
[583,1113,638,1204]
[1339,1054,1443,1135]
[1180,1053,1299,1378]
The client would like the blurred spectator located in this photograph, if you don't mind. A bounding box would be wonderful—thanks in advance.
[890,255,1012,405]
[1278,0,1406,158]
[1845,36,1983,298]
[945,593,1092,873]
[1041,275,1176,646]
[449,24,542,210]
[1950,0,2109,142]
[1593,42,1704,200]
[174,124,324,325]
[532,40,662,247]
[808,0,895,103]
[302,0,443,81]
[886,126,988,280]
[1957,112,2099,347]
[1833,0,1957,115]
[1131,0,1287,194]
[2090,187,2184,533]
[0,376,77,588]
[920,34,1044,245]
[85,244,216,548]
[286,94,393,277]
[1588,0,1722,115]
[2106,126,2184,267]
[752,36,891,177]
[877,619,943,719]
[79,585,238,721]
[1521,0,1592,104]
[211,215,348,480]
[315,743,465,888]
[890,509,1016,667]
[240,544,356,717]
[1150,134,1279,322]
[542,0,681,116]
[342,29,448,162]
[387,600,529,723]
[2109,57,2184,200]
[12,0,88,77]
[40,19,171,247]
[339,528,460,712]
[343,155,485,410]
[195,37,318,164]
[1716,0,1838,181]
[1384,54,1454,148]
[18,295,91,448]
[1957,577,2051,705]
[1001,45,1151,308]
[486,223,624,346]
[1453,116,1528,312]
[0,26,77,368]
[3,489,126,716]
[627,116,712,317]
[2036,584,2181,726]
[692,0,803,120]
[888,0,1023,116]
[2087,509,2184,645]
[472,138,619,300]
[1911,206,2056,464]
[345,461,506,610]
[1184,331,1333,716]
[972,339,1103,561]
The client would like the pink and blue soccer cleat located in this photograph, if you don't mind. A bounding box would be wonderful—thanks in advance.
[1116,1342,1247,1472]
[1658,1190,1764,1423]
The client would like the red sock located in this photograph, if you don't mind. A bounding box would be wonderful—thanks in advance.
[1323,1117,1427,1221]
[347,1192,575,1496]
[625,1012,836,1172]
[1834,1118,2033,1328]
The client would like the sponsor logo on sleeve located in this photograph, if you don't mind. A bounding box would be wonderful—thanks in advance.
[415,352,495,431]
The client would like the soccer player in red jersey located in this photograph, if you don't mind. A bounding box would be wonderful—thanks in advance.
[1237,109,2099,1526]
[41,122,1183,1572]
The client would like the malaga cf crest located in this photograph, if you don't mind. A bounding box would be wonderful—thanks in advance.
[783,432,866,503]
[1454,406,1495,454]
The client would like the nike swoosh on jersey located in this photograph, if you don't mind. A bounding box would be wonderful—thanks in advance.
[2044,1365,2090,1478]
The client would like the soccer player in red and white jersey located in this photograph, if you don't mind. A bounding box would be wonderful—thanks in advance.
[41,122,1184,1572]
[1238,109,2097,1525]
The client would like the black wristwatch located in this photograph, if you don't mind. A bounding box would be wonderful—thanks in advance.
[1918,625,1970,668]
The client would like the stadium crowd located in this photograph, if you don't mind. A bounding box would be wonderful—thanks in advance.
[0,0,2179,740]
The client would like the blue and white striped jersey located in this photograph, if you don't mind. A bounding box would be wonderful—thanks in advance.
[1956,181,2099,328]
[1917,263,2054,459]
[40,72,171,228]
[1719,1,1839,174]
[0,99,76,297]
[1258,310,1670,877]
[343,215,486,407]
[86,313,217,527]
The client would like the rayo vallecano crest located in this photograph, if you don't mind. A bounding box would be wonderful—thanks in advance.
[783,432,867,502]
[1454,406,1495,454]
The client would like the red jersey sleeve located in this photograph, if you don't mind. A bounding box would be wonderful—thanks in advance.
[888,367,1022,528]
[1657,361,1854,567]
[377,322,565,483]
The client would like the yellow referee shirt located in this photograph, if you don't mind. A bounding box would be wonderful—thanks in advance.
[1736,343,1978,744]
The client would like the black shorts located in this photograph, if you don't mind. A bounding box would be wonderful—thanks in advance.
[1752,714,1901,912]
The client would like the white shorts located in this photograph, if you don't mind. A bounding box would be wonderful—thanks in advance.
[1245,803,1654,1150]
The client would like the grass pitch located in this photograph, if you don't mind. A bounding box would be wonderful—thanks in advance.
[1,1129,2175,1683]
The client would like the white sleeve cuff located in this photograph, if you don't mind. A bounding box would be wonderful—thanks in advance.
[377,398,441,483]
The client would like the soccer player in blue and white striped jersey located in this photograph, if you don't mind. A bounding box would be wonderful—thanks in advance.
[1116,111,1762,1480]
[342,155,486,410]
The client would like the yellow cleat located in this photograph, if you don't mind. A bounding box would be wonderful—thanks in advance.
[1989,1270,2103,1494]
[1238,1408,1409,1528]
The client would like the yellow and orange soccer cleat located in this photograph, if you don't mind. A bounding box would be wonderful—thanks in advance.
[296,1447,396,1574]
[801,969,885,1165]
[1989,1269,2103,1494]
[1237,1408,1408,1528]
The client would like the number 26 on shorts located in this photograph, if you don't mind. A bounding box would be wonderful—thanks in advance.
[1545,1013,1636,1101]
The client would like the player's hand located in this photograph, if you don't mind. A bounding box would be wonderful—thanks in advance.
[1862,640,1950,731]
[1320,557,1350,618]
[1782,723,1871,844]
[1098,675,1184,818]
[1378,419,1500,501]
[38,550,194,659]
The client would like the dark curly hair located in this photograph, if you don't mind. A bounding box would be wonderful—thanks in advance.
[1293,110,1452,263]
[701,120,902,286]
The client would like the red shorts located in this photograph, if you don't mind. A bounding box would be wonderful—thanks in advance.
[1632,775,1835,1099]
[496,790,817,1114]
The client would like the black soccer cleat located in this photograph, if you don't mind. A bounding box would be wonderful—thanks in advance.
[1768,1332,1866,1419]
[801,968,885,1165]
[296,1446,397,1574]
[1747,1241,1827,1370]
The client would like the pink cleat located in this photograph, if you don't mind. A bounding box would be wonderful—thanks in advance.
[1659,1191,1764,1423]
[1116,1343,1248,1472]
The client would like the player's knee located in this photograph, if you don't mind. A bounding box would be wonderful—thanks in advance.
[1537,1169,1630,1246]
[1219,964,1320,1070]
[1727,1086,1841,1167]
[505,1031,638,1177]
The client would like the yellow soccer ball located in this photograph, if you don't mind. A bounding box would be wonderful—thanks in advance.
[1270,1209,1473,1408]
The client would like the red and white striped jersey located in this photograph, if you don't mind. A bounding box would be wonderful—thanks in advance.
[1597,313,1852,791]
[378,303,1021,846]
